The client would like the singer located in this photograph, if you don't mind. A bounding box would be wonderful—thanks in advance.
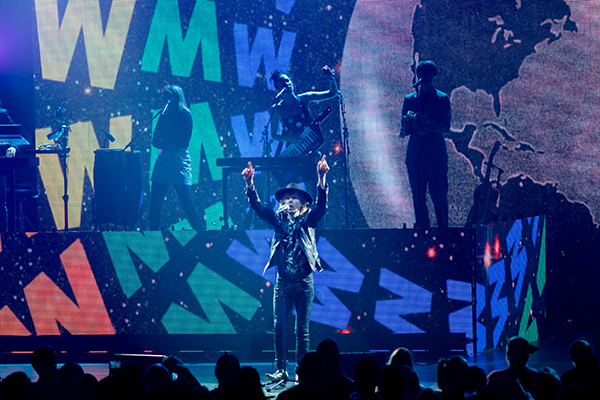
[269,69,339,154]
[242,155,329,383]
[149,85,205,231]
[399,60,452,228]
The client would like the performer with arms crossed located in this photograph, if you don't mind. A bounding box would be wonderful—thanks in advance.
[270,68,339,152]
[242,155,330,382]
[399,60,451,228]
[150,85,204,231]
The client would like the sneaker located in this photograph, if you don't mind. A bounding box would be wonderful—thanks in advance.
[265,369,289,381]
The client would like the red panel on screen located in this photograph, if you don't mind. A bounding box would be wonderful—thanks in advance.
[24,239,115,335]
[0,306,30,336]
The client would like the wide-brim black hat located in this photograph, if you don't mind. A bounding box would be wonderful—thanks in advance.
[275,183,312,205]
[507,336,539,356]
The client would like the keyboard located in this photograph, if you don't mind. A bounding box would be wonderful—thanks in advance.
[280,105,332,157]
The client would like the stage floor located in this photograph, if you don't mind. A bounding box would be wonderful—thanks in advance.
[0,339,577,395]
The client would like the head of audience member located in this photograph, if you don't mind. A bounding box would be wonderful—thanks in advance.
[163,355,183,368]
[57,362,84,400]
[388,347,415,370]
[436,356,468,396]
[532,367,561,400]
[31,345,58,380]
[163,355,200,389]
[2,371,31,400]
[145,363,172,390]
[353,357,381,399]
[506,336,538,366]
[569,339,594,364]
[378,365,407,400]
[316,338,343,375]
[74,373,98,400]
[214,353,240,385]
[231,367,266,400]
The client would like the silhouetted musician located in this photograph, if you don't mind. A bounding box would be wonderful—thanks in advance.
[0,100,34,232]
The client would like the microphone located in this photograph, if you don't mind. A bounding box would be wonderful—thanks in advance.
[413,78,423,88]
[55,102,67,117]
[274,86,288,100]
[276,204,289,215]
[47,127,61,140]
[100,129,116,143]
[161,100,171,115]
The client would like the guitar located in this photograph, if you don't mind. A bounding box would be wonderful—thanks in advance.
[466,141,502,225]
[399,111,430,137]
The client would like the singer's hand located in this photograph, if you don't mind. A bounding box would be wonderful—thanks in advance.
[276,204,289,214]
[5,147,16,158]
[317,155,329,188]
[317,155,329,176]
[241,161,255,187]
[405,111,417,121]
[415,112,430,125]
[322,65,335,79]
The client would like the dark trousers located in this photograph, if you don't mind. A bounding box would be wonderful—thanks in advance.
[407,156,448,228]
[273,274,314,371]
[149,182,204,230]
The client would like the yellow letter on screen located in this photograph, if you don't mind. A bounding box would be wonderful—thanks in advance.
[34,0,135,89]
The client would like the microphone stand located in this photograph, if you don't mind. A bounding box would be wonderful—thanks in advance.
[123,107,165,151]
[248,101,278,229]
[339,92,350,229]
[261,102,279,158]
[59,126,71,231]
[49,106,72,231]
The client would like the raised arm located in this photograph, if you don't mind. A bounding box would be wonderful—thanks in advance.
[307,155,329,226]
[242,162,278,226]
[242,161,254,187]
[299,70,340,104]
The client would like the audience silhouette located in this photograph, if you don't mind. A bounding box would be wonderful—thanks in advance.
[316,339,354,399]
[486,337,539,398]
[2,336,600,400]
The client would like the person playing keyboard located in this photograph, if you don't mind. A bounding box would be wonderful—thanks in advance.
[269,68,340,156]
